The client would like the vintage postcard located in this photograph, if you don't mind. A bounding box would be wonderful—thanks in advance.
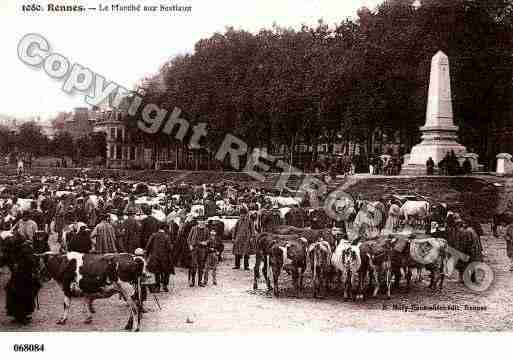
[0,0,512,356]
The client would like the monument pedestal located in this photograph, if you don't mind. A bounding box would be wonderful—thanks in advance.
[400,51,479,175]
[402,125,467,174]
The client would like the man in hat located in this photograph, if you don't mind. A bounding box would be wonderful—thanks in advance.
[120,207,141,254]
[40,190,55,232]
[232,207,254,270]
[186,218,210,286]
[54,197,66,242]
[140,205,160,249]
[204,193,217,218]
[90,213,118,254]
[145,222,175,292]
[203,229,220,285]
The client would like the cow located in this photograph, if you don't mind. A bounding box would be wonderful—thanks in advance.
[390,234,448,291]
[492,211,513,237]
[383,203,401,234]
[189,204,205,218]
[39,252,146,331]
[259,208,282,233]
[430,203,448,231]
[358,237,394,299]
[253,233,308,297]
[265,196,302,207]
[331,241,372,301]
[400,201,431,230]
[353,201,387,236]
[1,214,16,231]
[284,207,307,228]
[307,240,332,298]
[308,208,332,229]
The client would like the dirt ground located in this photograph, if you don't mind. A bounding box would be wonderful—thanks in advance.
[1,224,512,332]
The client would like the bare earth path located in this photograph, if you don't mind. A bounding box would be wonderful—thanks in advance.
[1,227,512,332]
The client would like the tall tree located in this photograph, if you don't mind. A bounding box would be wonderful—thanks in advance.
[17,122,48,157]
[50,131,74,161]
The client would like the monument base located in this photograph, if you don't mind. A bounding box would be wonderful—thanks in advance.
[407,139,467,167]
[400,164,432,175]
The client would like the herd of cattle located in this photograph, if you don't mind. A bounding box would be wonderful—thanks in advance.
[0,173,495,331]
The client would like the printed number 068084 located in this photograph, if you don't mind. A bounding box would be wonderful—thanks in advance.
[13,344,45,352]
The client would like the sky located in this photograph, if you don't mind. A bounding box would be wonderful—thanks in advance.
[0,0,383,120]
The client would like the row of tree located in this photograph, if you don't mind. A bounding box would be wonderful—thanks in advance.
[123,0,512,170]
[0,121,106,165]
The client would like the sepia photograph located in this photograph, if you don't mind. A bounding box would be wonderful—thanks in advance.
[1,0,513,355]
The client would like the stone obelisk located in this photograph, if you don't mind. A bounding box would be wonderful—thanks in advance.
[402,51,467,174]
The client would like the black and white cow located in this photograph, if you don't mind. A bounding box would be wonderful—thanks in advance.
[40,252,146,331]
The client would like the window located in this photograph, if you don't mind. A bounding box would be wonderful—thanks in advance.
[116,145,122,160]
[130,147,136,161]
[110,127,116,141]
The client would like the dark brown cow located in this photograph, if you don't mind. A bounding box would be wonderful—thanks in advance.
[259,209,283,233]
[253,232,308,297]
[308,208,332,229]
[40,252,145,331]
[307,240,332,298]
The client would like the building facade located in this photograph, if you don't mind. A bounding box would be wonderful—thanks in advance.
[93,109,151,169]
[62,107,95,140]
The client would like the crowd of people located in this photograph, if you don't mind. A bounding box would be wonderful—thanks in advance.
[0,175,310,322]
[0,168,509,326]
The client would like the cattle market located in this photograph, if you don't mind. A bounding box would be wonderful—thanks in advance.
[0,169,511,331]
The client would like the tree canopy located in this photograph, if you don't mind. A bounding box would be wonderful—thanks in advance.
[125,0,512,168]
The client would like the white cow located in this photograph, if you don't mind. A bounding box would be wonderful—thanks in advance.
[0,230,13,240]
[400,200,430,228]
[56,191,73,198]
[189,204,205,218]
[265,196,302,207]
[17,198,35,212]
[279,207,292,219]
